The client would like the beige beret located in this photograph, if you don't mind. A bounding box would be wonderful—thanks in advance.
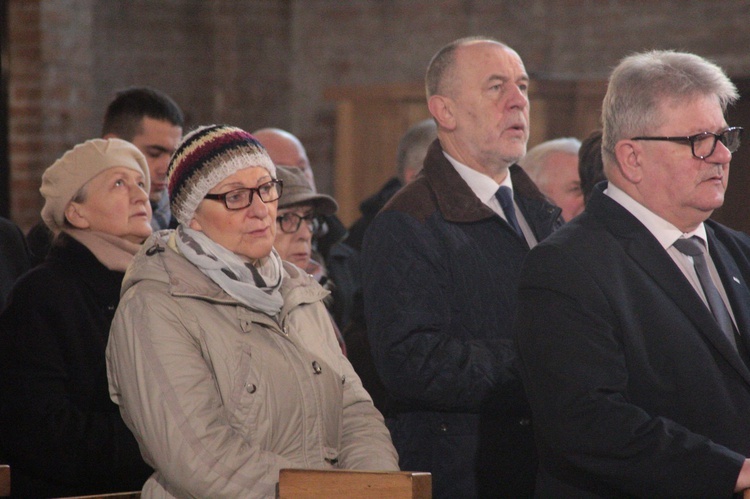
[40,138,150,232]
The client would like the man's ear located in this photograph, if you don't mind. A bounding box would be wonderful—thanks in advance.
[427,95,456,131]
[64,202,91,230]
[614,139,644,184]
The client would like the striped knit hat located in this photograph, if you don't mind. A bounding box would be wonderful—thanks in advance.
[167,125,276,225]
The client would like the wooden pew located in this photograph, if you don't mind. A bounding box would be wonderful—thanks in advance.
[0,462,140,499]
[278,469,431,498]
[57,492,140,499]
[50,469,431,499]
[0,465,9,497]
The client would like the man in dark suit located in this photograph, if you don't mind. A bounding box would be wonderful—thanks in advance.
[362,37,562,498]
[515,49,750,497]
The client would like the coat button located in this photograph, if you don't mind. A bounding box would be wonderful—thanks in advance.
[439,423,448,432]
[518,418,531,426]
[312,361,322,374]
[146,244,164,256]
[245,383,257,394]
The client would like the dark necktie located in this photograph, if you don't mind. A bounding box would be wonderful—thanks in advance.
[495,186,523,238]
[673,236,738,349]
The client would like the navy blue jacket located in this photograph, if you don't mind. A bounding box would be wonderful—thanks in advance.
[516,184,750,497]
[362,140,561,498]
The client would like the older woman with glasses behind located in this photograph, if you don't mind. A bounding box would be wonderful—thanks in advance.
[273,165,347,354]
[106,125,398,498]
[0,138,153,497]
[273,165,335,280]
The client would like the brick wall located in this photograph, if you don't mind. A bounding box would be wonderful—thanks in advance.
[8,0,43,229]
[7,0,750,231]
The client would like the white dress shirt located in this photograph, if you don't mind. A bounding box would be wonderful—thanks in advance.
[444,152,538,248]
[606,183,736,326]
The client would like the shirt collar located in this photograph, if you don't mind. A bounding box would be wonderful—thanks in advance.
[443,151,513,203]
[605,182,708,249]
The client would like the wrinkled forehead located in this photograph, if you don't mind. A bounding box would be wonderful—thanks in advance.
[455,42,527,83]
[649,93,725,131]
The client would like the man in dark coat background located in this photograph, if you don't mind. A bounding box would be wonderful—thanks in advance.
[0,216,30,312]
[361,36,562,498]
[343,118,436,415]
[516,50,750,497]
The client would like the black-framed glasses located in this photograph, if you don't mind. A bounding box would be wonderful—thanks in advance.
[276,212,322,235]
[631,127,743,160]
[204,179,283,210]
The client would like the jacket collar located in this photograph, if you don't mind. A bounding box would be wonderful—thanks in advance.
[48,231,124,303]
[423,139,561,232]
[587,184,750,384]
[128,231,328,316]
[360,177,403,216]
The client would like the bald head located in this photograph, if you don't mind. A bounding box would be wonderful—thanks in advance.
[252,127,316,191]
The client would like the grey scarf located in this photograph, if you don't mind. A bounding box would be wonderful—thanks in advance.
[176,225,284,316]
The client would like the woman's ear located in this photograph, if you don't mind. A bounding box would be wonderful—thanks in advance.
[188,217,202,231]
[64,202,91,230]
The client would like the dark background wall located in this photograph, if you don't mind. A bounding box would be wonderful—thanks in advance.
[6,0,750,231]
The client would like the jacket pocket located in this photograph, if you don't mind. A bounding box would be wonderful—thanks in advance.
[227,343,263,440]
[315,358,344,462]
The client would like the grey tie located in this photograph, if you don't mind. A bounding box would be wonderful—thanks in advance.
[673,236,737,349]
[495,186,523,238]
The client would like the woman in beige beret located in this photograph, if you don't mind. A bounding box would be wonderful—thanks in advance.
[0,138,154,497]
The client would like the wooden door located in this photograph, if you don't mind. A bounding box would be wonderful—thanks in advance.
[325,83,430,226]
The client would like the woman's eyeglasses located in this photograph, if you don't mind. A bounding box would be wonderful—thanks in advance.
[276,212,322,235]
[203,179,283,210]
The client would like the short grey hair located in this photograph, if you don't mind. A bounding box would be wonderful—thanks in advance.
[396,119,437,182]
[601,50,738,168]
[518,137,581,188]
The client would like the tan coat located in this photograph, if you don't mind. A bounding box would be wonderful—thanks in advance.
[107,231,398,498]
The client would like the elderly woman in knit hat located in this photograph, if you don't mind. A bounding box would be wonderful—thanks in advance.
[0,138,153,497]
[106,124,398,498]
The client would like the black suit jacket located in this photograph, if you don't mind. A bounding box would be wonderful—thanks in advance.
[515,183,750,498]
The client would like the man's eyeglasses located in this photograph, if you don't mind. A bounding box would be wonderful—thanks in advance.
[276,212,322,235]
[204,179,283,210]
[630,127,743,160]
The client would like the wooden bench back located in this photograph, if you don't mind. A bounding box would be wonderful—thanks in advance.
[278,469,431,498]
[0,465,9,497]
